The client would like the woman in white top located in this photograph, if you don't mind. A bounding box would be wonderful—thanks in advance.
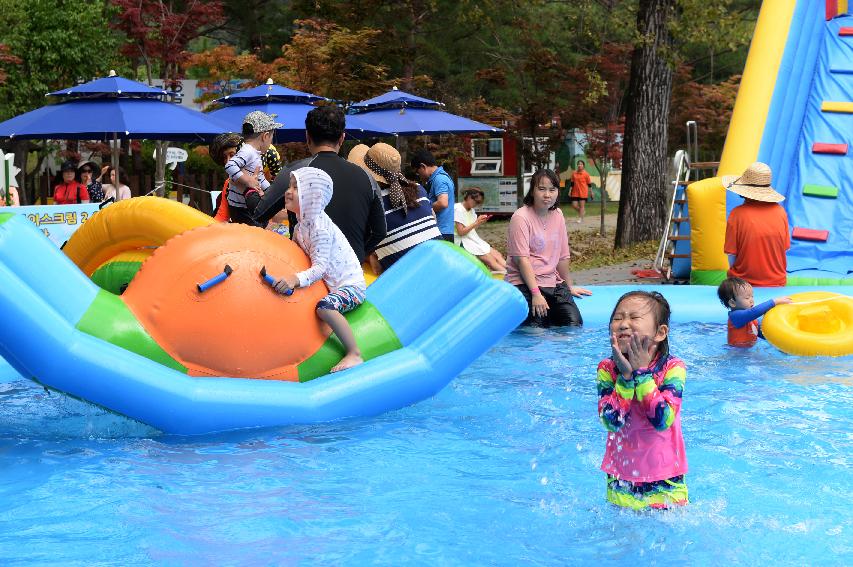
[102,166,132,201]
[454,187,506,273]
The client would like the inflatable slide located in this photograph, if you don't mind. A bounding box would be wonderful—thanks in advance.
[689,0,853,286]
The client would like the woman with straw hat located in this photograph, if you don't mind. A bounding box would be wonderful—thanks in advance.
[722,162,790,287]
[348,143,442,273]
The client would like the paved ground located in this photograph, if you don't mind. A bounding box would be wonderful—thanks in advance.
[571,259,661,286]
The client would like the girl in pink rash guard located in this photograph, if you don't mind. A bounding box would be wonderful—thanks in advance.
[596,291,688,510]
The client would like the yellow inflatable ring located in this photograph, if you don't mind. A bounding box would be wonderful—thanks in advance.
[762,291,853,357]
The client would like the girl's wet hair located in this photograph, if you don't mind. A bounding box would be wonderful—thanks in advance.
[609,290,671,358]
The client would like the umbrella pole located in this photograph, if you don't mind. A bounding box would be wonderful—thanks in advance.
[111,132,119,192]
[154,141,166,198]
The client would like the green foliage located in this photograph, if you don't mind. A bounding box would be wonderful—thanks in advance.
[0,0,126,120]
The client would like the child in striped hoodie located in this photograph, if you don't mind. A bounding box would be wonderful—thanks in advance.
[272,167,367,372]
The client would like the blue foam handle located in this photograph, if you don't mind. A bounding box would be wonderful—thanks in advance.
[197,265,233,293]
[260,266,293,296]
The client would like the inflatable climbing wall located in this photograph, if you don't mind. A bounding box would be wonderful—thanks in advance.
[688,0,853,286]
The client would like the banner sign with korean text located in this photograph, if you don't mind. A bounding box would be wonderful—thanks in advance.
[14,203,101,247]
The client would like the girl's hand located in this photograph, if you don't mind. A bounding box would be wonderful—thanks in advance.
[773,296,793,305]
[626,334,656,371]
[531,293,549,318]
[476,214,491,224]
[569,286,592,298]
[610,333,632,378]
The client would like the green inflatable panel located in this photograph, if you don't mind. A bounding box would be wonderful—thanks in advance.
[297,301,401,382]
[690,270,726,285]
[90,261,144,295]
[76,290,188,373]
[440,239,492,277]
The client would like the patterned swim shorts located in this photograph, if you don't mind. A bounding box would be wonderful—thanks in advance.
[316,285,366,314]
[605,474,688,510]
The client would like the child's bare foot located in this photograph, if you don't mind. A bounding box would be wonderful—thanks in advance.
[331,353,363,373]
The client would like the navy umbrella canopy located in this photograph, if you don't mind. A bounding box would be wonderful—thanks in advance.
[349,88,443,111]
[47,76,168,99]
[0,72,230,142]
[213,81,325,105]
[348,87,502,136]
[208,79,387,141]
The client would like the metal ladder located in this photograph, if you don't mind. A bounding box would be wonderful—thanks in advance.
[653,148,692,280]
[654,121,720,280]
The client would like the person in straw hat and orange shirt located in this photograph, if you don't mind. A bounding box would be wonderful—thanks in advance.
[722,162,790,288]
[348,142,442,274]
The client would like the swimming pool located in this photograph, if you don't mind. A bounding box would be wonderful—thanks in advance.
[0,323,850,565]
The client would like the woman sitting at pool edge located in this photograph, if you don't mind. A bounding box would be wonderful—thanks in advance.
[454,187,506,273]
[505,168,591,327]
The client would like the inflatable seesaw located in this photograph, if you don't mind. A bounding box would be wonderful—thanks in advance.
[0,201,527,435]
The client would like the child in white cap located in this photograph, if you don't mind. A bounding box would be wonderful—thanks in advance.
[224,110,282,224]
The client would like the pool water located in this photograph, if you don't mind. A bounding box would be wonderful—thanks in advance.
[1,324,851,565]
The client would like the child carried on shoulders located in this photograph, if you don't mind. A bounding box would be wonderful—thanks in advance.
[224,111,281,225]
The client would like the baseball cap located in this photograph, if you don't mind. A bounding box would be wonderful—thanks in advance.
[242,111,283,135]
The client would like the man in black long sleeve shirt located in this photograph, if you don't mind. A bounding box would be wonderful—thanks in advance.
[244,106,386,264]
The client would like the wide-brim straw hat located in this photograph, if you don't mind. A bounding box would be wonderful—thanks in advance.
[347,143,371,174]
[348,142,403,185]
[721,162,784,203]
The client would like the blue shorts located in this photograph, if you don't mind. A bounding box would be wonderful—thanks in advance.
[316,285,366,314]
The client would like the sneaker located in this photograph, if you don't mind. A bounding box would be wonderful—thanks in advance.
[577,218,583,223]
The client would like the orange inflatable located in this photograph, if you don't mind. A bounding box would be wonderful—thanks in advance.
[122,223,330,381]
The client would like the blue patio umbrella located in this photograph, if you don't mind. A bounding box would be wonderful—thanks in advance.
[207,79,387,141]
[214,80,325,105]
[0,98,231,142]
[0,73,230,142]
[348,87,501,136]
[350,88,444,111]
[47,76,168,98]
[0,72,233,198]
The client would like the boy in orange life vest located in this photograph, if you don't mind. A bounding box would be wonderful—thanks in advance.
[717,277,791,347]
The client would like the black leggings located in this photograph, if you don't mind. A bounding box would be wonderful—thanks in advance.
[515,282,583,327]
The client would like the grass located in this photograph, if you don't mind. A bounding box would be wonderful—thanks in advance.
[476,203,659,272]
[563,233,658,271]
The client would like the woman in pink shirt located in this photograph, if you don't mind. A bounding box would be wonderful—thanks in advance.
[504,169,591,326]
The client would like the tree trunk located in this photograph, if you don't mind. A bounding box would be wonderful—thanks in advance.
[615,0,675,247]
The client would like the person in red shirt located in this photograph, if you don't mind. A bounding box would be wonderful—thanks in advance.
[53,161,90,205]
[722,162,789,287]
[569,160,592,223]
